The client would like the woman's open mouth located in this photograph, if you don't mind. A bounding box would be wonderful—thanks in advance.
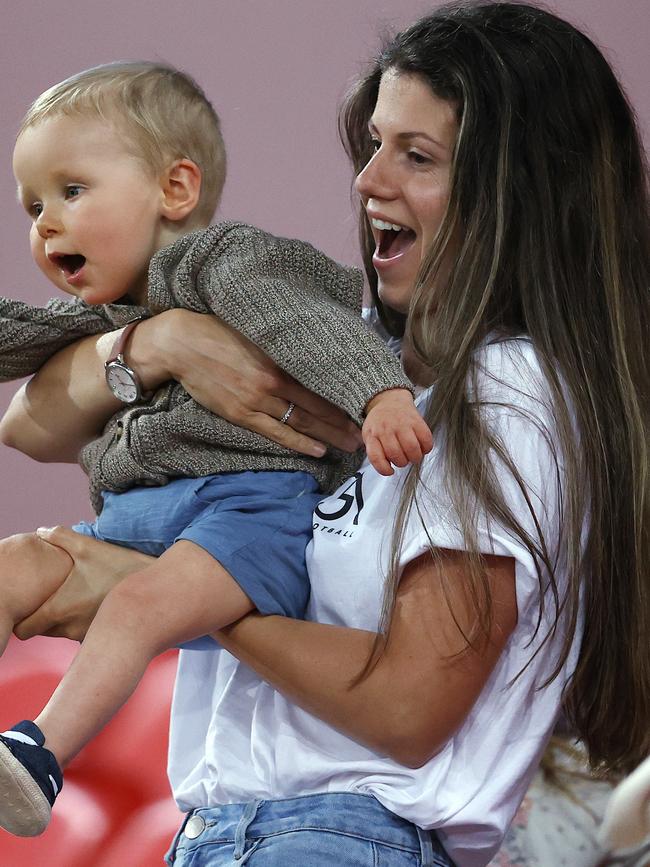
[370,218,416,264]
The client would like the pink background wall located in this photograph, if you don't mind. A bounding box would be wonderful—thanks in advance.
[0,0,647,537]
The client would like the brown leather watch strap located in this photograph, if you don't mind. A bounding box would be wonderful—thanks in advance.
[107,316,147,363]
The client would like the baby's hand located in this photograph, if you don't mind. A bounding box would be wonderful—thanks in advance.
[362,388,433,476]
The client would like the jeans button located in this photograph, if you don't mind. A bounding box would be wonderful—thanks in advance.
[184,815,206,839]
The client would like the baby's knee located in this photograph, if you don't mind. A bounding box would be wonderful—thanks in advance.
[97,568,158,626]
[0,531,75,626]
[0,531,73,572]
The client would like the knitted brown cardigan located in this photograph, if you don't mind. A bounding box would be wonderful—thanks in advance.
[0,222,410,512]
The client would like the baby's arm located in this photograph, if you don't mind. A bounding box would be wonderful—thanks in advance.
[0,296,131,383]
[362,388,433,476]
[187,224,413,426]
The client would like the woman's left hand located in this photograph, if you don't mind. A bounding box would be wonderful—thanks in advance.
[141,310,363,457]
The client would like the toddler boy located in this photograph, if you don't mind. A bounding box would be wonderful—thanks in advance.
[0,62,431,836]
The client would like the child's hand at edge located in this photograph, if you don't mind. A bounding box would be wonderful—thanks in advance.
[362,388,433,476]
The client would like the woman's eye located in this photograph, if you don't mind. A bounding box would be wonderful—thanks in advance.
[408,150,431,166]
[65,185,83,199]
[370,138,381,153]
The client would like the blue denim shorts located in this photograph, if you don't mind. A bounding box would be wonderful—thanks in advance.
[73,471,322,621]
[164,793,453,866]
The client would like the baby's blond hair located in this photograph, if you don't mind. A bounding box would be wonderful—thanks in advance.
[19,61,226,226]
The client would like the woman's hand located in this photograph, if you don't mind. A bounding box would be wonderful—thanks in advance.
[139,310,362,457]
[13,527,154,642]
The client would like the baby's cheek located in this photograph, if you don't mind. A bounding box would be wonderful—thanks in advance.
[29,231,57,284]
[29,228,46,266]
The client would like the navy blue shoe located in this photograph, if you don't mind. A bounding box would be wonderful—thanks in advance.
[0,720,63,836]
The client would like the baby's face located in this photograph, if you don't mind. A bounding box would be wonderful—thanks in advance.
[13,114,165,306]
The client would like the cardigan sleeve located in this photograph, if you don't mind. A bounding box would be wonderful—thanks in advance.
[148,223,411,425]
[0,296,148,381]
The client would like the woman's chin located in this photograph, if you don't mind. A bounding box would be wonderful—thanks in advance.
[377,283,412,316]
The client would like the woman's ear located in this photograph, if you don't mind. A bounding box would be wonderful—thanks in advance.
[160,159,202,222]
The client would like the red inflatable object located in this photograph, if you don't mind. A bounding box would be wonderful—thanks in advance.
[0,779,111,867]
[94,798,183,867]
[0,637,180,866]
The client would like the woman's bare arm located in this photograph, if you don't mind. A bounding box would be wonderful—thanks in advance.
[0,331,124,462]
[0,309,362,462]
[217,548,517,766]
[17,528,516,766]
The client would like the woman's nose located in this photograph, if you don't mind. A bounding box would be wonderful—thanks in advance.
[355,148,397,202]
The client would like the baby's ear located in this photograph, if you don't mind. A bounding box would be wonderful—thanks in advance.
[160,159,201,222]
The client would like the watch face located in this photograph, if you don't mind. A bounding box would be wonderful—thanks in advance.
[106,362,139,404]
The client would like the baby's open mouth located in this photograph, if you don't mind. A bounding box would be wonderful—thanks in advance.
[50,253,86,277]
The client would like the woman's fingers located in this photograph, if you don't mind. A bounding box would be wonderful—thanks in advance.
[14,527,153,641]
[280,379,356,425]
[34,525,91,555]
[162,312,363,454]
[271,393,362,453]
[245,409,328,457]
[234,373,363,453]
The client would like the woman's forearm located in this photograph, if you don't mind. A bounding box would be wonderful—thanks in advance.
[0,332,122,462]
[0,315,176,462]
[218,614,430,765]
[218,551,517,768]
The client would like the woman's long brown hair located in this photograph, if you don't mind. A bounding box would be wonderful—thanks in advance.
[340,1,649,775]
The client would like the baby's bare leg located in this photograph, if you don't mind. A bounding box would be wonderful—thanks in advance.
[34,539,253,768]
[0,533,74,655]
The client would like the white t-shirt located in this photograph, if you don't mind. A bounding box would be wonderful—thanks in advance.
[167,337,583,867]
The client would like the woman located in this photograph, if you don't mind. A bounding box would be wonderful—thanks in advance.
[2,3,648,865]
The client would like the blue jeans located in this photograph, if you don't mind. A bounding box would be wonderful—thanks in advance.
[164,793,453,866]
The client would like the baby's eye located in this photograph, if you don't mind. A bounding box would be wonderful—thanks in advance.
[65,185,83,200]
[30,202,43,219]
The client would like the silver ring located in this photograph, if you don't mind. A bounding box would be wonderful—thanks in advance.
[280,402,296,424]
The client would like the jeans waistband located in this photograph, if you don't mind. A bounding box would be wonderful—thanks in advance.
[170,792,449,865]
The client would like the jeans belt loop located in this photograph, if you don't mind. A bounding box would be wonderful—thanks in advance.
[233,799,262,860]
[416,825,436,866]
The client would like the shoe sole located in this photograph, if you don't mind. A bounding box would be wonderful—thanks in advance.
[0,741,51,836]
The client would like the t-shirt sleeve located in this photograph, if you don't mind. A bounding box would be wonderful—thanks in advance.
[399,339,564,612]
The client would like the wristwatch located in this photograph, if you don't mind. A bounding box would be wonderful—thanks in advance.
[104,317,148,404]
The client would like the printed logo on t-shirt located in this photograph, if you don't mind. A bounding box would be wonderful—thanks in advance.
[313,472,364,537]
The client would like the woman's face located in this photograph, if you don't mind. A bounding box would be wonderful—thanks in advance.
[355,70,457,315]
